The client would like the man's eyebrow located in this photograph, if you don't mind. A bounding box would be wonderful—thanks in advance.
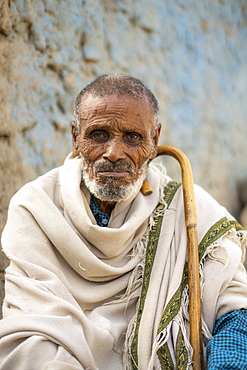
[84,124,107,131]
[122,127,144,133]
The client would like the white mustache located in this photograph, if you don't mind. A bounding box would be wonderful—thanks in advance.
[93,160,135,174]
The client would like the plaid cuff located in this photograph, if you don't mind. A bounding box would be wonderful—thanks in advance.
[206,309,247,369]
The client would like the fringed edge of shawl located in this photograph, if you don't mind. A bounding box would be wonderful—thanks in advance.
[127,223,247,369]
[200,227,247,269]
[146,286,193,370]
[199,226,247,341]
[123,308,139,369]
[122,227,154,369]
[102,227,150,310]
[103,186,168,309]
[146,286,211,370]
[123,186,247,370]
[122,180,169,369]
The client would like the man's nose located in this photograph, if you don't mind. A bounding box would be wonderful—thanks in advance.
[103,138,126,162]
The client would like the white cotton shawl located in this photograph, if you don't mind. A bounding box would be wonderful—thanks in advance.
[127,182,247,369]
[0,153,166,370]
[1,153,247,370]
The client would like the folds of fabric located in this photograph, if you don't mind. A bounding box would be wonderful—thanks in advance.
[1,154,247,370]
[128,182,247,370]
[0,154,166,370]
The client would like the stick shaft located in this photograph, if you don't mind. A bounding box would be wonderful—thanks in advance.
[156,145,204,370]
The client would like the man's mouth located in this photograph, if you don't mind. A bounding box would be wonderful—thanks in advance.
[97,170,129,178]
[93,161,134,180]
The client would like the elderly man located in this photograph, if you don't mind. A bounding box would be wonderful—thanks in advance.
[1,74,247,370]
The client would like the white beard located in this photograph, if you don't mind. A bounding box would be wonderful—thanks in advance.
[80,155,148,203]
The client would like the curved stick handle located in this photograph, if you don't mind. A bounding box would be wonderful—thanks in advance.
[156,145,204,370]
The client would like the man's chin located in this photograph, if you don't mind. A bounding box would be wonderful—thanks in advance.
[92,186,129,202]
[87,183,137,203]
[82,172,146,203]
[80,157,149,203]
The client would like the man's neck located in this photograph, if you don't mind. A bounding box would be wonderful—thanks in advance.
[95,198,116,216]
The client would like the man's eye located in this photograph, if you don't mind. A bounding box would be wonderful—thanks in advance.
[125,132,141,143]
[90,130,108,141]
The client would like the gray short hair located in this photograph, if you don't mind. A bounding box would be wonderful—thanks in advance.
[74,73,160,133]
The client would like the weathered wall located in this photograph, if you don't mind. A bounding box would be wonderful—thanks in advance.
[0,0,247,314]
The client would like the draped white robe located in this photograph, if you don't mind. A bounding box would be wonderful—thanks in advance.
[1,153,247,369]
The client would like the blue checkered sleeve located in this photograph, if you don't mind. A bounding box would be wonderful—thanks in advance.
[206,309,247,369]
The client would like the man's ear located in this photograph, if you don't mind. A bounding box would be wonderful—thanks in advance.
[71,121,80,157]
[150,124,161,159]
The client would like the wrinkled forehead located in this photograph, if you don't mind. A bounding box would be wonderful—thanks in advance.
[78,93,156,122]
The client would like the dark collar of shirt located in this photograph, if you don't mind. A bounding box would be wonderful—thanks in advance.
[90,194,110,227]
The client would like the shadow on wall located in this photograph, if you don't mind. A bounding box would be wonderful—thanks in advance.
[236,179,247,271]
[237,179,247,230]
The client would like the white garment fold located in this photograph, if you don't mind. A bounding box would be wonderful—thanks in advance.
[1,153,247,370]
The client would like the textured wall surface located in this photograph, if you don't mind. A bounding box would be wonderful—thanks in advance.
[0,0,247,314]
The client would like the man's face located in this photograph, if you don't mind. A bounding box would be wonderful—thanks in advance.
[72,93,160,201]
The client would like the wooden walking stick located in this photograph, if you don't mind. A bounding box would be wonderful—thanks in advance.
[156,145,204,370]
